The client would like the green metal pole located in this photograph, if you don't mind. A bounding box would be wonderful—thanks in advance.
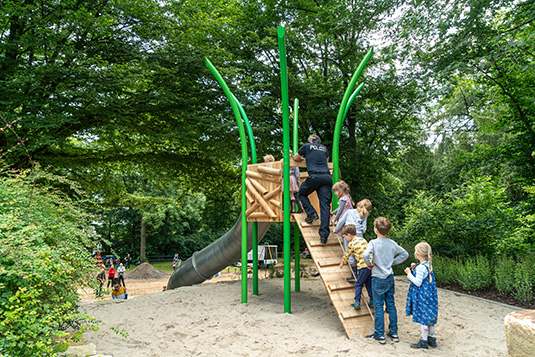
[293,99,299,153]
[206,58,249,304]
[278,25,291,314]
[231,93,260,296]
[293,98,301,292]
[332,48,374,209]
[343,83,365,121]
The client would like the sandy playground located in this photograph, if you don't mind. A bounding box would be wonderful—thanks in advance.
[77,269,518,357]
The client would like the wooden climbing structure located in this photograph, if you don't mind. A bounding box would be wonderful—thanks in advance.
[294,212,375,339]
[245,160,374,338]
[245,160,332,223]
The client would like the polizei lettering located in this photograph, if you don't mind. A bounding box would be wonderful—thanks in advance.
[310,144,327,152]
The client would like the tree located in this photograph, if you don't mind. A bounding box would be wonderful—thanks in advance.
[395,0,535,186]
[0,168,98,355]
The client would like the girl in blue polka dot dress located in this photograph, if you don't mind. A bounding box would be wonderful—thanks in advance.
[404,242,439,349]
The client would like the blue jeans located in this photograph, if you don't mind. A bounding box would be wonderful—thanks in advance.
[372,275,398,337]
[298,174,332,238]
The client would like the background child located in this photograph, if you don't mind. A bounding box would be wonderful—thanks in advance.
[112,283,127,300]
[339,224,373,310]
[334,199,371,236]
[289,165,302,213]
[107,264,116,288]
[331,180,353,225]
[95,265,106,297]
[331,181,355,279]
[263,154,275,163]
[404,242,439,349]
[363,217,408,345]
[117,263,126,287]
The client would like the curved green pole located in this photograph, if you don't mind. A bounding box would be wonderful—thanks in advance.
[343,83,365,121]
[206,58,249,304]
[332,48,374,209]
[278,25,291,314]
[293,98,301,292]
[231,93,260,296]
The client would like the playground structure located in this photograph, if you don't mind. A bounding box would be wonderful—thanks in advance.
[167,26,374,338]
[247,244,277,266]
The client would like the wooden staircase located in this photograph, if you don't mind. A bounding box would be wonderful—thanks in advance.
[294,212,375,339]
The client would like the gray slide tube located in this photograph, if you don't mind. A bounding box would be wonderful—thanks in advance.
[167,219,271,289]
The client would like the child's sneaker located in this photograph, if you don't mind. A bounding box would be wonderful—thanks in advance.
[386,331,399,342]
[411,339,429,349]
[428,336,437,348]
[367,300,374,307]
[366,333,386,345]
[350,301,361,310]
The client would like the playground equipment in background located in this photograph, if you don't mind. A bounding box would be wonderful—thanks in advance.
[247,244,278,266]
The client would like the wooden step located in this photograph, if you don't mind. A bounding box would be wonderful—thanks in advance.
[317,258,341,267]
[328,280,355,291]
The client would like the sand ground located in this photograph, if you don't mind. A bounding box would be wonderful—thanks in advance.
[78,274,518,357]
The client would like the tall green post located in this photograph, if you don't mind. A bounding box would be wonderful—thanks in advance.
[232,94,259,295]
[293,98,301,292]
[205,59,249,304]
[331,48,374,208]
[278,26,291,313]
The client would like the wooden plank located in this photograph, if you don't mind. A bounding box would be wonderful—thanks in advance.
[265,186,281,200]
[248,212,270,219]
[245,202,260,216]
[248,177,269,195]
[341,309,374,320]
[269,199,281,208]
[328,281,355,291]
[317,258,341,267]
[246,191,254,203]
[257,165,282,176]
[246,170,281,184]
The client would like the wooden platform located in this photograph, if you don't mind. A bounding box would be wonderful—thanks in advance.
[294,212,375,339]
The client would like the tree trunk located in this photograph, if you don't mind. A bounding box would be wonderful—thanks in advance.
[140,217,147,263]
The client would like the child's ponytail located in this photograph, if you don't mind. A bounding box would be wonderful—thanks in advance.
[357,199,372,218]
[415,242,433,283]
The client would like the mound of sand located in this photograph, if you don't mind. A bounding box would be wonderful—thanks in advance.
[126,262,170,280]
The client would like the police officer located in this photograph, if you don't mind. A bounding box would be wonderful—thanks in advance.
[293,134,332,244]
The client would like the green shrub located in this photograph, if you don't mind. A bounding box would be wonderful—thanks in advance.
[494,255,515,295]
[457,255,492,291]
[433,255,458,285]
[513,259,534,302]
[397,177,521,257]
[0,169,99,356]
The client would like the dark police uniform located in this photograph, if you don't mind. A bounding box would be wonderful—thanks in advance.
[297,142,333,241]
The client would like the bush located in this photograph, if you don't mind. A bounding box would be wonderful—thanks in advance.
[397,177,519,257]
[494,255,515,295]
[457,255,492,291]
[433,255,458,285]
[0,169,99,356]
[513,258,534,302]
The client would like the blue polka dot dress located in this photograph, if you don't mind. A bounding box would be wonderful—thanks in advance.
[406,262,438,325]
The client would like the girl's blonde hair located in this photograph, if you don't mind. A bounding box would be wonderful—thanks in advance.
[332,180,350,195]
[415,241,433,282]
[356,198,372,218]
[263,154,275,163]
